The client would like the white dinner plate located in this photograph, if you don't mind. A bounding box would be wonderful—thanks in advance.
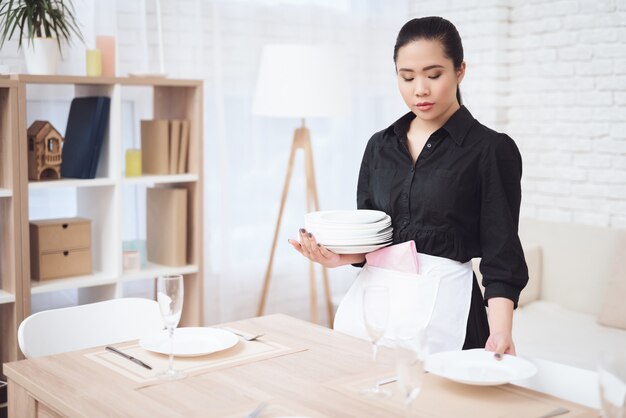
[324,242,392,254]
[425,349,538,386]
[317,233,393,246]
[305,217,391,232]
[139,327,239,357]
[318,210,386,224]
[306,226,393,240]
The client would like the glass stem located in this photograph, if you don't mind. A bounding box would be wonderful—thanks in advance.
[372,341,378,362]
[405,395,412,418]
[372,341,380,392]
[168,326,174,373]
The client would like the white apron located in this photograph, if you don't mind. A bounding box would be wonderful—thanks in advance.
[333,252,473,353]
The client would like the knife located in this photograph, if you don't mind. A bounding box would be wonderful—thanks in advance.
[105,346,152,370]
[377,375,398,386]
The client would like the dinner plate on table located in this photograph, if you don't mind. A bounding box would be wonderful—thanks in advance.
[425,349,538,385]
[139,327,239,357]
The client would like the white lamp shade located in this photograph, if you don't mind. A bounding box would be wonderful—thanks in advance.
[253,44,351,118]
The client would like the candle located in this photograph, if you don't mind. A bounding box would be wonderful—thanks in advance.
[125,149,142,177]
[85,49,102,76]
[96,35,116,77]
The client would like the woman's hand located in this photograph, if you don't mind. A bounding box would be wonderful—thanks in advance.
[485,297,516,359]
[288,228,365,268]
[485,331,516,359]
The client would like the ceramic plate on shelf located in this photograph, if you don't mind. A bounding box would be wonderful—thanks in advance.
[425,349,538,386]
[139,327,238,357]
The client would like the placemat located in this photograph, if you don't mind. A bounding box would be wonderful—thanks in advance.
[85,336,306,386]
[327,372,600,418]
[221,399,330,418]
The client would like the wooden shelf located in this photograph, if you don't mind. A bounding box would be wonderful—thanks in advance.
[30,263,199,293]
[0,188,12,197]
[120,263,199,282]
[29,178,116,190]
[122,173,198,185]
[3,74,202,87]
[30,271,119,294]
[0,290,16,304]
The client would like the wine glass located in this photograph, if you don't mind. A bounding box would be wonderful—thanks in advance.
[598,350,626,418]
[395,328,427,417]
[157,274,186,380]
[360,285,391,398]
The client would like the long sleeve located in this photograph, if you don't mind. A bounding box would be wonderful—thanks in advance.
[478,134,529,308]
[352,135,376,268]
[356,135,375,210]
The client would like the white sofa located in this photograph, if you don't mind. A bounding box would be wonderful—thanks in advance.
[475,218,626,371]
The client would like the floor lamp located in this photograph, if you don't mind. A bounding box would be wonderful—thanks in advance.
[252,44,351,326]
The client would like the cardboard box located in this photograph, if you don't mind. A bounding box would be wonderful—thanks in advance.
[29,218,91,252]
[30,217,92,281]
[32,248,92,281]
[146,187,187,266]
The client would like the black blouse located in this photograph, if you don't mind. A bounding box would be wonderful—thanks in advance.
[357,106,528,307]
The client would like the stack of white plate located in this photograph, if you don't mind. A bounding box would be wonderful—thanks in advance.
[304,210,393,254]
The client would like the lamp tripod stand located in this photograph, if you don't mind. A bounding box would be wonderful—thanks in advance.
[257,119,334,326]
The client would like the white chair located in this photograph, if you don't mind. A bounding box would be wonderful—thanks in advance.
[18,297,164,358]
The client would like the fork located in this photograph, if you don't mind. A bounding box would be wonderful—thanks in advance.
[537,407,570,418]
[244,401,268,418]
[222,327,264,341]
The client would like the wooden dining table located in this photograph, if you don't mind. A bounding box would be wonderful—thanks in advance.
[3,314,601,417]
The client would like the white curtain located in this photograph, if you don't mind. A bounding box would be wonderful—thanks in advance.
[199,0,411,325]
[1,0,412,323]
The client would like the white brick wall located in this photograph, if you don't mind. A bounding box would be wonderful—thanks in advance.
[410,0,626,228]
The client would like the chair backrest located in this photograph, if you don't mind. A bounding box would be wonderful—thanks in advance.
[18,297,164,358]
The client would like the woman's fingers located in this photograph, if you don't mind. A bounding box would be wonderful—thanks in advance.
[299,229,327,262]
[287,239,304,255]
[317,243,333,259]
[306,233,324,259]
[299,228,315,254]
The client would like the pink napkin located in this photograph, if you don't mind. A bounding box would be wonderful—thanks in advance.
[365,241,419,274]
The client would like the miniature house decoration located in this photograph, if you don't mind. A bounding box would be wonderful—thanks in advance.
[27,120,63,180]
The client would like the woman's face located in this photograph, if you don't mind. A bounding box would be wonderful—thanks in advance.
[396,39,465,125]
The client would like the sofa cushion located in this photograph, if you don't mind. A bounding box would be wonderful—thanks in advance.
[597,234,626,330]
[513,301,626,370]
[472,244,541,307]
[518,219,625,316]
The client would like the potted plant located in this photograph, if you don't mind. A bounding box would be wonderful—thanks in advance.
[0,0,83,74]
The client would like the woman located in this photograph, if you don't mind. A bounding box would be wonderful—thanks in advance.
[288,16,528,357]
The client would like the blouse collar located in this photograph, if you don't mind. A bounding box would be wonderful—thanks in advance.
[389,105,476,146]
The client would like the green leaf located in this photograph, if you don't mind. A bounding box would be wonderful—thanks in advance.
[0,0,84,51]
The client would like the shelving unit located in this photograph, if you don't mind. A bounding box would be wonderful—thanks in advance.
[0,74,204,362]
[0,79,23,373]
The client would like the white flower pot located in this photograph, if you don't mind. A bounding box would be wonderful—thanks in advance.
[23,38,61,75]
